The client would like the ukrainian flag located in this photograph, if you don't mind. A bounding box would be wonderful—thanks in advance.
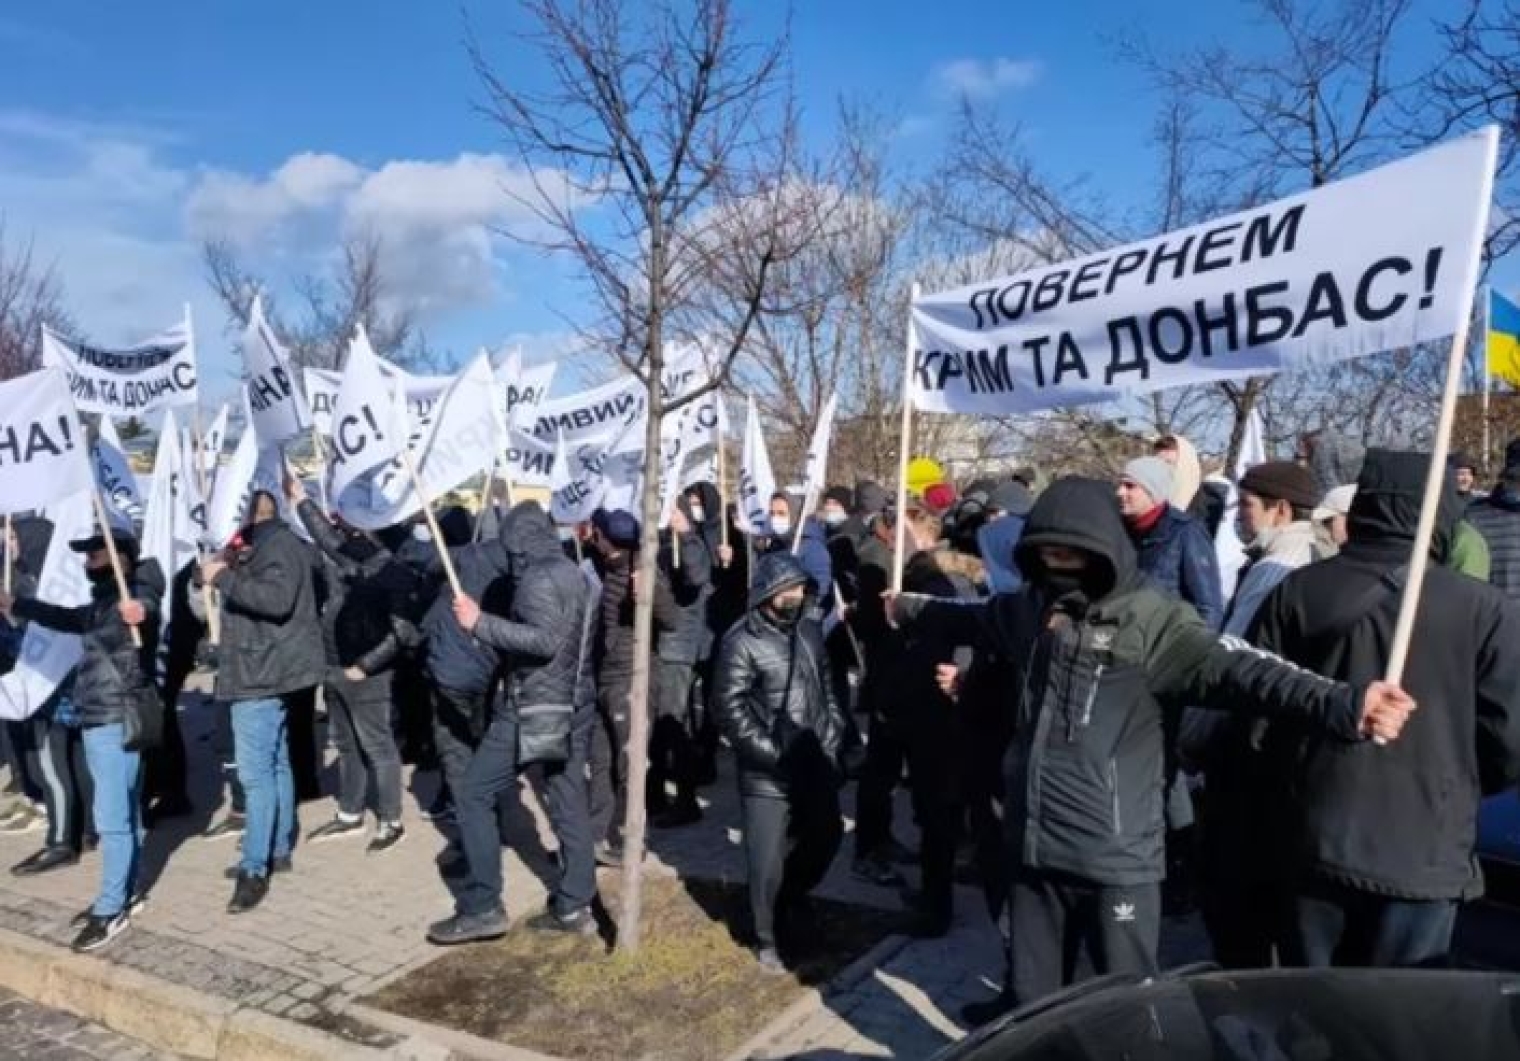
[1489,289,1520,389]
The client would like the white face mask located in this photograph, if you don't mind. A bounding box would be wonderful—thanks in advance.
[769,515,792,537]
[688,504,706,523]
[412,524,432,543]
[822,509,847,527]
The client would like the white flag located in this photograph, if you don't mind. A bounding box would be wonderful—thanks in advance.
[0,369,93,516]
[328,327,406,502]
[799,394,837,509]
[0,489,93,720]
[204,415,261,548]
[335,354,503,531]
[142,414,198,592]
[1215,407,1267,603]
[910,127,1498,417]
[42,314,199,416]
[737,396,775,535]
[242,297,309,443]
[93,416,144,525]
[199,403,229,474]
[497,350,559,432]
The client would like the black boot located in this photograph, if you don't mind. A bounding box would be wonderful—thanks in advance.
[10,845,78,877]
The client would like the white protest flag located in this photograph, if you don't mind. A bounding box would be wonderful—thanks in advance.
[737,396,775,535]
[1214,407,1267,604]
[307,360,454,438]
[0,369,93,516]
[142,414,198,590]
[497,349,559,432]
[204,413,261,548]
[910,127,1498,416]
[304,367,340,436]
[328,327,407,501]
[0,489,94,721]
[336,354,502,531]
[242,297,309,443]
[799,393,837,507]
[42,312,199,417]
[93,416,144,525]
[199,403,229,474]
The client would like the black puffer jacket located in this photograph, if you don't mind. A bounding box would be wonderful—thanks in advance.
[472,503,591,759]
[712,551,847,800]
[16,558,164,727]
[1252,450,1520,901]
[895,477,1369,887]
[1466,486,1520,601]
[210,518,325,701]
[294,500,421,675]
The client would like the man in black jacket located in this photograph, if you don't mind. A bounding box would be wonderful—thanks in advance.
[1250,450,1520,968]
[289,478,418,854]
[587,508,642,865]
[197,495,325,914]
[713,551,847,973]
[427,502,596,944]
[3,529,162,953]
[889,478,1416,1015]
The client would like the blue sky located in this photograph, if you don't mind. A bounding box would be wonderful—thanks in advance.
[0,0,1473,408]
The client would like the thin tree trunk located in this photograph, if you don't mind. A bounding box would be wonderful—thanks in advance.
[1223,378,1264,473]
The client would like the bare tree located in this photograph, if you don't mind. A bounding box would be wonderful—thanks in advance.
[0,220,72,381]
[472,0,828,952]
[203,230,428,372]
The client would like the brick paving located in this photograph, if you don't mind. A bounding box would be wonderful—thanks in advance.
[0,675,1211,1059]
[0,986,178,1060]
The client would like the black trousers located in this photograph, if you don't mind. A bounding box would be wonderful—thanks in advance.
[523,707,598,916]
[905,716,960,923]
[284,686,321,803]
[29,715,92,850]
[591,673,631,846]
[741,788,844,949]
[648,659,700,811]
[144,612,201,808]
[1010,869,1161,1008]
[1282,878,1458,969]
[853,711,907,858]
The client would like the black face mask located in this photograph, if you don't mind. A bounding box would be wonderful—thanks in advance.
[86,565,114,588]
[767,598,804,627]
[1031,565,1104,603]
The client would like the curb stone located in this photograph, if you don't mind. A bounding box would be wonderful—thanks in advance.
[340,1001,570,1061]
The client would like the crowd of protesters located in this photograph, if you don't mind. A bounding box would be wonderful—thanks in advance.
[5,427,1520,1029]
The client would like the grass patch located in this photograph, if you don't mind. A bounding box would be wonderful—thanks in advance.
[364,875,905,1061]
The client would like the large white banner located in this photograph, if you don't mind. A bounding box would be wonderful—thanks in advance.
[0,489,93,720]
[327,328,407,501]
[204,416,261,548]
[93,416,144,525]
[496,350,559,432]
[305,361,452,437]
[336,354,503,530]
[0,369,93,516]
[910,127,1498,416]
[737,396,775,535]
[42,315,198,416]
[242,297,310,444]
[799,394,837,508]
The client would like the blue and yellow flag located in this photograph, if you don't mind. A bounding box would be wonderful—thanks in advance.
[1489,289,1520,388]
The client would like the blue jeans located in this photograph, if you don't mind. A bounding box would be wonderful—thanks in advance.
[231,698,294,878]
[81,723,142,918]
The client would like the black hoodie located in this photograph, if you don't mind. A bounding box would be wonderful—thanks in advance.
[896,477,1367,886]
[1251,450,1520,900]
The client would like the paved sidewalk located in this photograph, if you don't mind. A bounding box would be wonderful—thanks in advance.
[0,986,177,1060]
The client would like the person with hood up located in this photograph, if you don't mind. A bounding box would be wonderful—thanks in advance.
[1179,459,1323,967]
[195,490,325,915]
[1251,450,1520,968]
[2,528,163,953]
[1154,434,1225,536]
[649,492,716,828]
[287,475,419,854]
[681,480,730,788]
[887,478,1417,1016]
[757,492,832,620]
[1465,438,1520,599]
[713,551,847,972]
[977,480,1034,595]
[1116,457,1224,628]
[429,502,596,944]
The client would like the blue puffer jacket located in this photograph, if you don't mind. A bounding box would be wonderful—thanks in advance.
[1128,505,1224,629]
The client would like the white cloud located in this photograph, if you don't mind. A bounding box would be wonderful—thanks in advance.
[930,57,1043,100]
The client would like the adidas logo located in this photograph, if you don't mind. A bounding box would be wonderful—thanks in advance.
[1112,902,1136,923]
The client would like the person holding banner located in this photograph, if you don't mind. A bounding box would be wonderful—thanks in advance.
[0,529,162,954]
[1248,451,1520,970]
[886,477,1417,1015]
[195,492,325,914]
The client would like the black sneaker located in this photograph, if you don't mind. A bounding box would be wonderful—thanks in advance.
[426,908,508,946]
[367,822,405,854]
[227,872,269,914]
[72,911,129,953]
[223,856,292,881]
[201,814,246,842]
[10,845,79,877]
[526,907,597,937]
[72,892,148,928]
[307,815,365,843]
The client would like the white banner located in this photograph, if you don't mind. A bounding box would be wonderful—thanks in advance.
[496,350,559,432]
[0,489,93,720]
[799,393,837,509]
[737,396,775,535]
[0,369,93,517]
[327,328,407,501]
[910,127,1498,416]
[204,415,261,549]
[336,354,503,530]
[550,419,645,525]
[93,416,144,525]
[241,297,310,444]
[306,361,452,437]
[42,315,198,416]
[142,411,199,591]
[199,403,229,474]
